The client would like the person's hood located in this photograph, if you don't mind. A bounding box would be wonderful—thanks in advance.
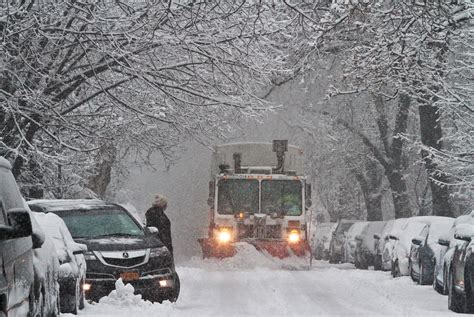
[75,234,164,252]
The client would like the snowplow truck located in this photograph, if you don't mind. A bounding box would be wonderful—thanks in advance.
[198,140,312,259]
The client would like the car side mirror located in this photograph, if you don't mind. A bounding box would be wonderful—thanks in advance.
[305,183,312,208]
[411,238,422,246]
[0,208,33,241]
[373,234,380,240]
[72,243,88,255]
[32,231,45,249]
[438,238,449,247]
[146,226,159,235]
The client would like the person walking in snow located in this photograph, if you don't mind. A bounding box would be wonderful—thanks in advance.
[146,194,173,255]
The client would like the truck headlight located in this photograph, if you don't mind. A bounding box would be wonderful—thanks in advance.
[217,227,232,243]
[288,229,300,244]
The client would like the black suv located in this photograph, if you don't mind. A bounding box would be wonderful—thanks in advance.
[28,199,180,303]
[0,157,38,316]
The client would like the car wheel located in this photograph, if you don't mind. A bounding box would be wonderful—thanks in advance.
[374,255,382,271]
[62,280,79,314]
[392,260,400,278]
[433,261,444,294]
[79,279,85,310]
[419,264,427,285]
[409,261,416,282]
[465,268,474,313]
[169,273,181,303]
[448,269,467,313]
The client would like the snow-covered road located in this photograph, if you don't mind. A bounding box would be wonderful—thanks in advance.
[70,244,458,317]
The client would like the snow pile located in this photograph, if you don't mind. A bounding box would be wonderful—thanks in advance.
[184,242,310,271]
[99,279,151,308]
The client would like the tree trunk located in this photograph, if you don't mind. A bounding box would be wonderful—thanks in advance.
[354,159,383,221]
[419,104,453,217]
[386,170,412,219]
[88,144,117,198]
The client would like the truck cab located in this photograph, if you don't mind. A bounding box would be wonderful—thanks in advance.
[200,140,311,258]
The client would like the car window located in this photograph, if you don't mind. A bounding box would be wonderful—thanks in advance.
[0,170,24,211]
[55,207,144,238]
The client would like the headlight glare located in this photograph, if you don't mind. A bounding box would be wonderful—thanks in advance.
[288,229,300,244]
[217,228,232,243]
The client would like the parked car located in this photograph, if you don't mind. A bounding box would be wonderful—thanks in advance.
[28,199,180,303]
[31,212,61,317]
[409,218,454,285]
[390,221,426,277]
[381,218,408,271]
[373,220,395,271]
[32,211,87,314]
[447,222,474,313]
[0,156,42,316]
[329,220,356,264]
[312,222,336,260]
[343,221,369,264]
[434,211,474,296]
[354,221,386,269]
[390,216,454,277]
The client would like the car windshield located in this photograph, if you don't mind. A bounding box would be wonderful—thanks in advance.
[428,222,454,243]
[261,180,302,216]
[336,222,354,234]
[217,179,259,215]
[54,207,144,239]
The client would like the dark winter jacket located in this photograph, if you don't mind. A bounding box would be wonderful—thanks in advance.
[145,206,173,254]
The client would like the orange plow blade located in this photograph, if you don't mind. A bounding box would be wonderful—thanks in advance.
[198,238,236,259]
[249,240,310,259]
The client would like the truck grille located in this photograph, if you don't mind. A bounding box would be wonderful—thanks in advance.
[102,256,146,267]
[238,224,282,239]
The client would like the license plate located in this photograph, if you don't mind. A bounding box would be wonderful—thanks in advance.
[120,272,139,282]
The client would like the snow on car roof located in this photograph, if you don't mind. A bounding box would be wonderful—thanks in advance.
[28,199,115,211]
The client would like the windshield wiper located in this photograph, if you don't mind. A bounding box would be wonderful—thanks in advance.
[92,233,139,239]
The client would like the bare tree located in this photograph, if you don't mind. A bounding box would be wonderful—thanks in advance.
[0,1,307,198]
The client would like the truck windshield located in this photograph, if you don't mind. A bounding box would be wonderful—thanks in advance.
[261,180,302,216]
[217,179,259,215]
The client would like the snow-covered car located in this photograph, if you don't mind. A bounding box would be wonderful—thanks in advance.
[0,156,39,316]
[343,221,369,264]
[409,218,454,285]
[31,212,61,317]
[28,199,180,304]
[381,218,408,271]
[311,222,336,260]
[432,211,474,298]
[32,211,88,314]
[390,216,454,277]
[373,219,395,270]
[447,222,474,313]
[354,221,386,269]
[328,220,356,264]
[390,221,426,277]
